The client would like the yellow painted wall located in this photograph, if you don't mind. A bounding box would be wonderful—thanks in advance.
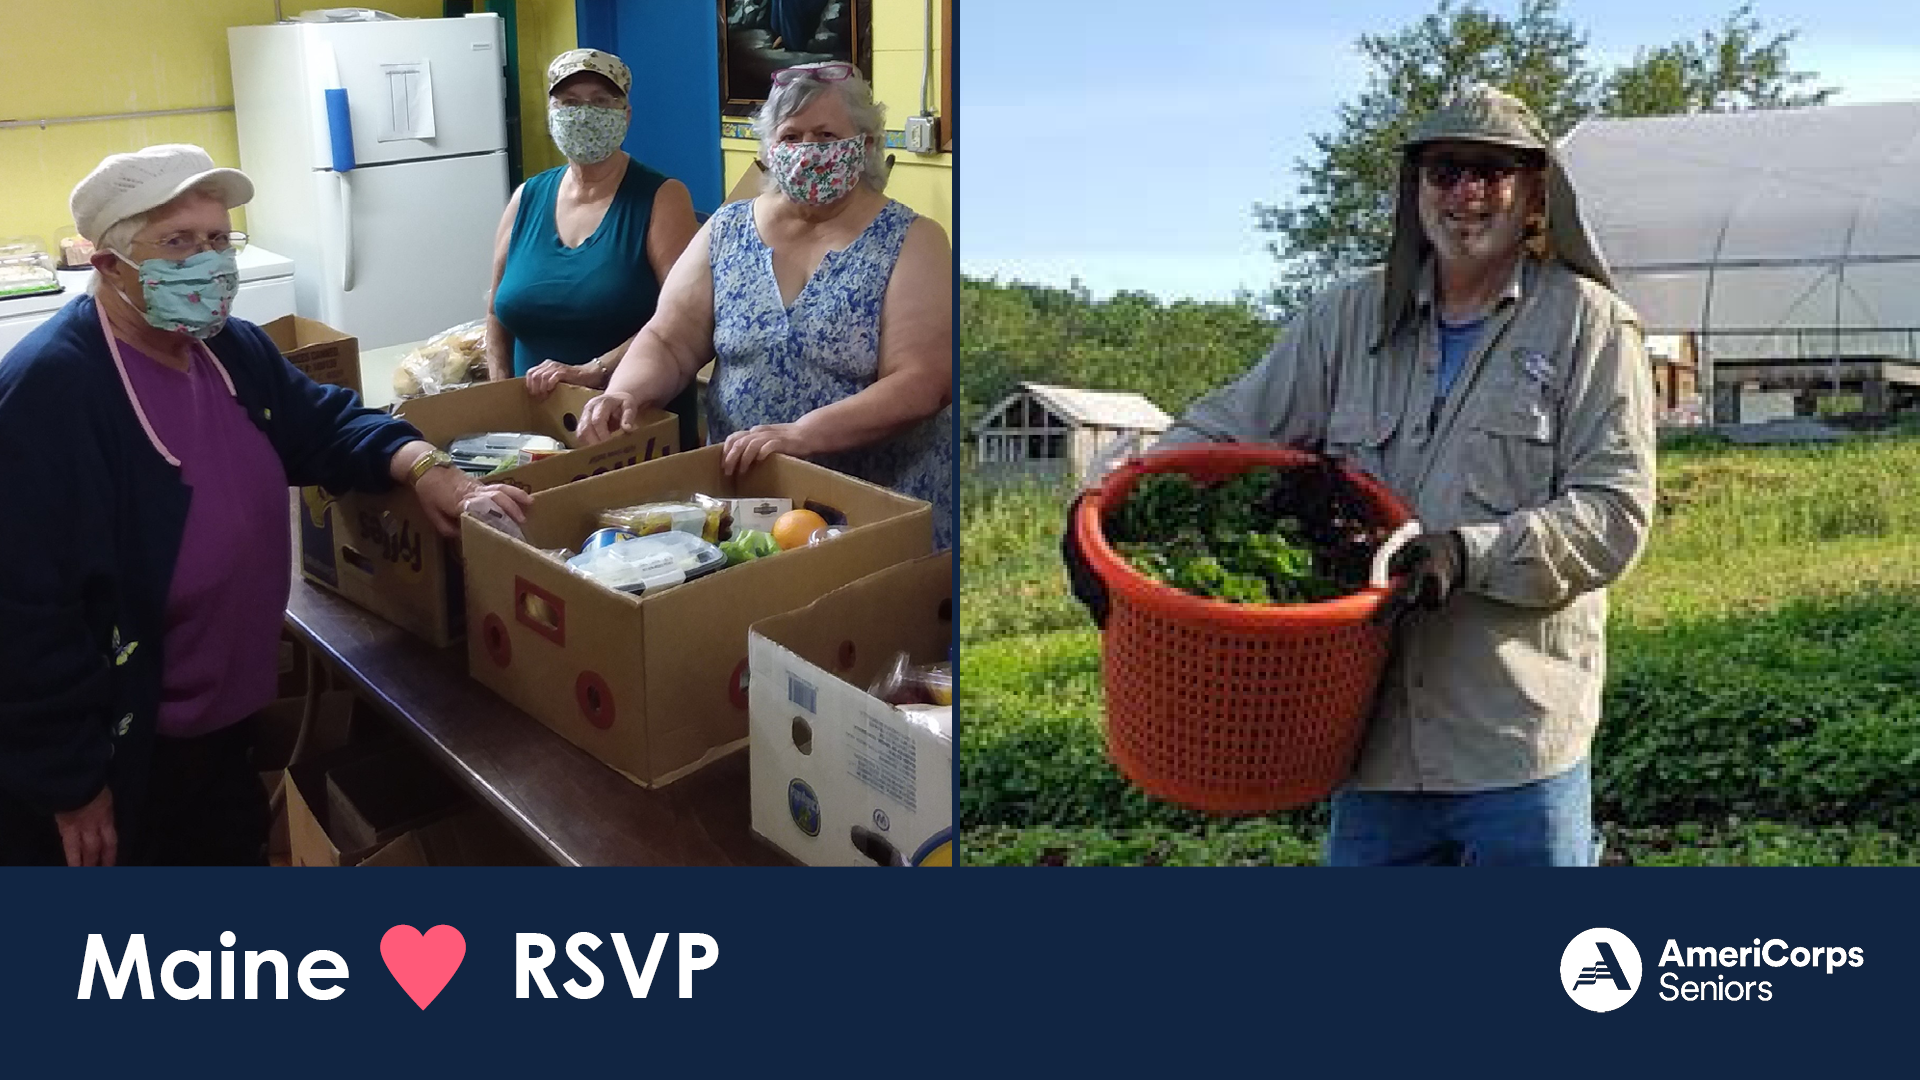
[721,0,951,238]
[0,0,569,248]
[512,0,577,178]
[0,0,947,245]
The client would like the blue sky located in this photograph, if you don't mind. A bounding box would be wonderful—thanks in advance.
[958,0,1919,301]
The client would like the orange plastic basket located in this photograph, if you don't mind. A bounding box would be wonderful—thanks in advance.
[1075,443,1419,816]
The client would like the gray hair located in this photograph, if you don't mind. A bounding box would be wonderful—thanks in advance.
[88,210,147,296]
[752,64,889,192]
[88,181,233,296]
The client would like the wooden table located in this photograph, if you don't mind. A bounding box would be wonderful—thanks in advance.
[284,579,789,867]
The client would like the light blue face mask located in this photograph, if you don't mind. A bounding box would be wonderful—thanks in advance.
[111,248,240,340]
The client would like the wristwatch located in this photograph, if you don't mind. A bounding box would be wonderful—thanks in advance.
[406,448,455,487]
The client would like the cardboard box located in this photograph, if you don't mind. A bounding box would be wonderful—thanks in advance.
[284,741,537,866]
[262,315,361,395]
[748,552,954,867]
[285,746,391,867]
[463,445,933,788]
[297,379,679,647]
[357,806,549,866]
[255,690,357,859]
[323,744,469,853]
[724,160,765,203]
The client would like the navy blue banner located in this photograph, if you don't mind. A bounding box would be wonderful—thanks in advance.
[2,868,1914,1072]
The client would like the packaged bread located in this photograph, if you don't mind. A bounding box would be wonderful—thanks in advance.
[391,319,491,400]
[596,493,730,543]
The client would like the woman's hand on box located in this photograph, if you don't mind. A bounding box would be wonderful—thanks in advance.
[578,390,643,446]
[414,466,531,539]
[525,359,603,400]
[721,419,818,477]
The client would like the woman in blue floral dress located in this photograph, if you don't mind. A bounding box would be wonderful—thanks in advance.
[578,62,953,549]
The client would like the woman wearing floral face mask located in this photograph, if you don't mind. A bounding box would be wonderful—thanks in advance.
[0,145,529,867]
[487,48,701,449]
[577,62,953,548]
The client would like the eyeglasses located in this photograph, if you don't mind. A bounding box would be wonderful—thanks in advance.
[131,230,247,259]
[1418,154,1530,190]
[771,61,859,86]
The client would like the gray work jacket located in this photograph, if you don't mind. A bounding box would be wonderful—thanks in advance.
[1162,255,1656,791]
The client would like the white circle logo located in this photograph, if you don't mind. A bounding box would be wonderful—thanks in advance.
[1561,927,1642,1012]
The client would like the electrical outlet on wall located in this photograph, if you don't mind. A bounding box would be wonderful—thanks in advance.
[904,115,939,154]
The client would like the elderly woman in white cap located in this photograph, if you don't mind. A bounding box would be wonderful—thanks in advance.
[577,61,954,549]
[488,48,701,447]
[0,144,529,867]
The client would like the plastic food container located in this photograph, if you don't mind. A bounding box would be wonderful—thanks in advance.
[447,432,566,476]
[596,500,722,541]
[582,527,640,551]
[0,239,60,300]
[53,228,94,271]
[564,530,726,596]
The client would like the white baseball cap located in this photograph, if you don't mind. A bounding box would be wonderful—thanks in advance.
[69,144,254,244]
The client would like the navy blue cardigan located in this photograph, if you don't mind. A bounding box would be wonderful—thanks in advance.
[0,298,419,846]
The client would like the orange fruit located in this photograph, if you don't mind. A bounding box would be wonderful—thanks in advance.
[772,508,829,550]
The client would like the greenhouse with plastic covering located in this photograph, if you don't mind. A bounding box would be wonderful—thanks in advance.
[1561,101,1920,425]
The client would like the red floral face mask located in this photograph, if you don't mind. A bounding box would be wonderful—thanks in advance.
[767,135,866,206]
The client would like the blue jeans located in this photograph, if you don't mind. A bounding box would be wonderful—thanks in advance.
[1325,759,1596,867]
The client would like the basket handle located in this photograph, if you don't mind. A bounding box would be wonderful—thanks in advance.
[1370,521,1424,590]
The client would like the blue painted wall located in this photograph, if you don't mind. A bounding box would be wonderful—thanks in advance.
[576,0,724,215]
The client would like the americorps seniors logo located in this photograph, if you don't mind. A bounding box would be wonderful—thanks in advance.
[1561,928,1642,1012]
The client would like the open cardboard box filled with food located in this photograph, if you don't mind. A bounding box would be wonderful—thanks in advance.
[462,445,933,789]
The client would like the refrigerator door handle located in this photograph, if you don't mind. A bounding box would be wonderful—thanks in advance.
[340,172,354,293]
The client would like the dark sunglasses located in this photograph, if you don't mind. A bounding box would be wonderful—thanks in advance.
[1418,153,1534,189]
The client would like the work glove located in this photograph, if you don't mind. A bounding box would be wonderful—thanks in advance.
[1374,530,1466,625]
[1062,492,1109,630]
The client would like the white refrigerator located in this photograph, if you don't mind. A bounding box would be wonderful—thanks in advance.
[228,15,510,351]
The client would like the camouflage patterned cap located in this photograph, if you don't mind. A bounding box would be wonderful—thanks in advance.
[1402,83,1551,153]
[546,48,631,97]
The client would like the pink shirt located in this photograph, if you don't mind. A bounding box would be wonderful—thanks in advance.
[118,339,290,738]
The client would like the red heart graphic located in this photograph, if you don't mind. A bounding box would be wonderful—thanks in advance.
[380,924,466,1009]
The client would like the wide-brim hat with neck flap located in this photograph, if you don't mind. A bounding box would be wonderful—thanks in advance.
[1375,83,1612,350]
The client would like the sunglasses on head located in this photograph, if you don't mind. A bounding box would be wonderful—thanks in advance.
[771,61,860,86]
[1417,151,1537,189]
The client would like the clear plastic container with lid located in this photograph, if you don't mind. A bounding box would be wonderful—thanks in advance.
[0,237,61,299]
[52,226,94,270]
[564,530,727,596]
[447,432,567,476]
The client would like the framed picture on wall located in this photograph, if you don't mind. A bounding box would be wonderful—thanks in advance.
[719,0,874,118]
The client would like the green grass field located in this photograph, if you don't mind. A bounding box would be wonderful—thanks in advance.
[960,427,1920,866]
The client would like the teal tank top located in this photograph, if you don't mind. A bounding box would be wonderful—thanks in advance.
[494,159,698,448]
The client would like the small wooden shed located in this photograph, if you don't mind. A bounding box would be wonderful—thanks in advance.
[972,382,1172,482]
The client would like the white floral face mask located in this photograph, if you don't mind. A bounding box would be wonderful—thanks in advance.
[766,136,866,206]
[548,103,627,164]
